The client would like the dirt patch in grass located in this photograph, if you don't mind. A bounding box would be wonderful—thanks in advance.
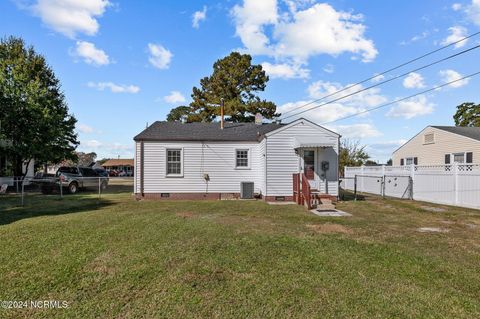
[421,206,446,212]
[307,223,353,234]
[85,251,116,275]
[176,211,197,219]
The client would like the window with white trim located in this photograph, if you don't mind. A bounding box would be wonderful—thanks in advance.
[166,149,182,176]
[453,152,465,163]
[235,149,249,168]
[405,157,414,165]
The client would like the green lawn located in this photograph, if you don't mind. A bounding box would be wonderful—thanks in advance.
[1,182,479,318]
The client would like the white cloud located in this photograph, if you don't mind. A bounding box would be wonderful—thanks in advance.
[82,139,102,148]
[87,82,140,93]
[441,26,468,48]
[466,0,480,25]
[403,72,425,89]
[77,123,94,134]
[323,64,334,74]
[73,41,110,66]
[279,80,387,123]
[192,6,207,28]
[31,0,110,38]
[386,95,434,119]
[452,3,462,11]
[371,73,385,83]
[231,0,278,56]
[308,81,387,108]
[147,43,173,70]
[439,69,470,88]
[261,62,309,79]
[328,123,382,138]
[366,139,408,162]
[78,140,134,157]
[164,91,186,104]
[231,0,377,69]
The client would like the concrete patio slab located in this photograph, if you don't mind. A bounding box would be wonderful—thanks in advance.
[311,209,352,217]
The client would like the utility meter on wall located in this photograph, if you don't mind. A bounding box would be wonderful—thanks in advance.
[321,161,330,172]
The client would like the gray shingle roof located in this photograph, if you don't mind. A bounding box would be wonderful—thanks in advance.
[431,126,480,142]
[134,121,284,142]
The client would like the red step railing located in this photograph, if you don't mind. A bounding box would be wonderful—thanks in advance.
[293,173,313,209]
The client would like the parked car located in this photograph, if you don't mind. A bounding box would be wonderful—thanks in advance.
[34,166,109,194]
[108,170,118,177]
[94,168,109,177]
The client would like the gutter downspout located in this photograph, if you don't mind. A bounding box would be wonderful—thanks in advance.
[337,138,340,200]
[264,137,268,200]
[140,141,144,197]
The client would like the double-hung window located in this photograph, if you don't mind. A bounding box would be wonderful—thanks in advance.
[453,152,465,163]
[235,149,250,169]
[166,149,183,176]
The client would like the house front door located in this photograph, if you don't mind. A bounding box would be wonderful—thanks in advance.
[303,149,315,180]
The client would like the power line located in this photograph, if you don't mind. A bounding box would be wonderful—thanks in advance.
[280,31,480,118]
[281,44,480,120]
[319,71,480,125]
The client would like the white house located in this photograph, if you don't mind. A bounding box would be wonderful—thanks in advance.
[133,118,340,202]
[392,126,480,166]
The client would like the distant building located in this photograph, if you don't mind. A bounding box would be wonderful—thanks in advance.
[102,159,134,175]
[392,126,480,166]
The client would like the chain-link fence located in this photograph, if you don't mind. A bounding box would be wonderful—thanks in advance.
[1,176,133,209]
[340,174,412,200]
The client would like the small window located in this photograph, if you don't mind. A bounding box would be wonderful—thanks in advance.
[166,149,182,176]
[453,153,465,164]
[466,152,473,163]
[405,157,414,165]
[424,133,435,144]
[236,149,249,168]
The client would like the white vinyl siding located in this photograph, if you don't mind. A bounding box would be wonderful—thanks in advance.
[393,127,480,166]
[265,120,339,197]
[140,141,263,194]
[134,142,141,193]
[134,119,340,198]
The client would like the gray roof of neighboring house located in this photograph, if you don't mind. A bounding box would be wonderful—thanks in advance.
[134,121,284,142]
[431,126,480,142]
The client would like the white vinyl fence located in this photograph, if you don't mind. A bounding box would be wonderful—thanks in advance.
[342,164,480,209]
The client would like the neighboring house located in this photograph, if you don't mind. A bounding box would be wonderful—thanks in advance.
[133,118,340,201]
[393,126,480,166]
[102,159,134,175]
[0,155,35,186]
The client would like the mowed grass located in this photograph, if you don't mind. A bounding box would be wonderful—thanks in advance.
[0,181,479,318]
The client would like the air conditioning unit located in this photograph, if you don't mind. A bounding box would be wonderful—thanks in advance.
[240,182,254,199]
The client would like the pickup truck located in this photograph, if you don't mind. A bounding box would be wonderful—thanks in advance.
[35,166,109,194]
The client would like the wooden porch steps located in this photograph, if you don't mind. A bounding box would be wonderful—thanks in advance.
[293,173,337,210]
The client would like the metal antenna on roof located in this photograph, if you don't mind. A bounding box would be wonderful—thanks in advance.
[146,122,148,128]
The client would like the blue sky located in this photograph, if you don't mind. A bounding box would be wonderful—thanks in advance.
[1,0,479,162]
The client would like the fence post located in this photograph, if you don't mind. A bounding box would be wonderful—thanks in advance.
[59,178,63,198]
[382,175,386,198]
[410,164,415,200]
[360,165,364,192]
[98,177,101,199]
[21,179,25,206]
[454,162,458,205]
[354,175,357,201]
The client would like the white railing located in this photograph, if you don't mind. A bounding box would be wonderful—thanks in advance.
[343,163,480,209]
